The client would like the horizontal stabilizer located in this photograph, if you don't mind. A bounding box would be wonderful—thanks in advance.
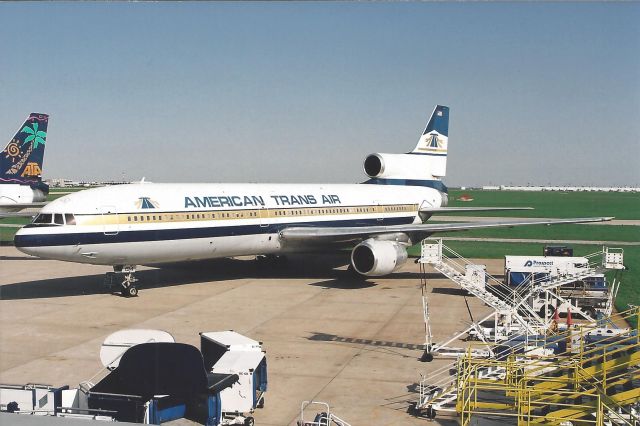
[420,207,534,213]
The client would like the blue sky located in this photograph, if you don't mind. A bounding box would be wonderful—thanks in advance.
[1,3,638,186]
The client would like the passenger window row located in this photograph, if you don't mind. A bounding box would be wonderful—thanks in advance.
[126,211,260,223]
[124,205,413,224]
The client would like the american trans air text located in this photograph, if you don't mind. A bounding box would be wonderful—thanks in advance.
[184,194,342,208]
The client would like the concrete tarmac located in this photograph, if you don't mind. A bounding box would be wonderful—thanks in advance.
[0,247,497,425]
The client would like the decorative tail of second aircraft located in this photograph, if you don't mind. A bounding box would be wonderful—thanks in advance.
[1,113,49,185]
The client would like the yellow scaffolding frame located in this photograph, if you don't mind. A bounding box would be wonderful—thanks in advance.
[453,307,640,425]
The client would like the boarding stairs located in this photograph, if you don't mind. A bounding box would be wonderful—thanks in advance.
[419,239,547,334]
[420,239,624,334]
[431,261,513,315]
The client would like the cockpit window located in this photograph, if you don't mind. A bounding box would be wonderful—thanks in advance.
[29,213,76,227]
[65,214,76,225]
[33,213,53,224]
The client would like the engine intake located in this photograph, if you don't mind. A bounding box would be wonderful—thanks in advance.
[363,154,384,177]
[350,239,408,277]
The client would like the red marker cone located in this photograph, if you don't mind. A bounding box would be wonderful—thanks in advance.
[566,308,573,327]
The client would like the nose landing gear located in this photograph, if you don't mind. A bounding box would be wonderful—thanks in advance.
[104,265,139,297]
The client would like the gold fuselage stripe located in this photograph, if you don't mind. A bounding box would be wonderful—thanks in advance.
[74,203,419,226]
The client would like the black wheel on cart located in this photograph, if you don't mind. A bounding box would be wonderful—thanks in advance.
[540,304,555,318]
[419,350,434,362]
[244,417,255,426]
[425,405,437,419]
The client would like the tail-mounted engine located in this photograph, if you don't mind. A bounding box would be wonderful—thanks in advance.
[363,153,445,180]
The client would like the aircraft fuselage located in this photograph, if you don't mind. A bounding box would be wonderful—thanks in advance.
[14,182,445,265]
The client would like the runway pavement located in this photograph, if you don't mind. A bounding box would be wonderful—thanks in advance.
[0,247,498,425]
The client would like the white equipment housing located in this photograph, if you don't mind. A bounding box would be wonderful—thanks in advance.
[504,255,590,286]
[0,384,64,415]
[604,247,625,270]
[200,331,267,416]
[100,329,175,369]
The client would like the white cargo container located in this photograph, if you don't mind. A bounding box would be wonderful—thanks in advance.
[504,256,589,275]
[200,331,267,417]
[504,256,589,286]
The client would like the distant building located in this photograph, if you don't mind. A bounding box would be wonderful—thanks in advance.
[485,185,640,192]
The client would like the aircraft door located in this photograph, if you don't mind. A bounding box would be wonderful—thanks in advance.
[375,200,383,223]
[100,205,119,236]
[259,207,270,228]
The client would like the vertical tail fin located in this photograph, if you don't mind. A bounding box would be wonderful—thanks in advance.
[411,105,449,177]
[1,113,49,184]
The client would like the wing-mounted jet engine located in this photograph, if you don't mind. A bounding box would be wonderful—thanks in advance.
[350,238,409,276]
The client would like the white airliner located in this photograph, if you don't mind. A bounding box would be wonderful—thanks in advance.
[0,113,50,216]
[14,106,610,296]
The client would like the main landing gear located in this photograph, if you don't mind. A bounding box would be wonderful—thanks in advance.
[104,265,139,297]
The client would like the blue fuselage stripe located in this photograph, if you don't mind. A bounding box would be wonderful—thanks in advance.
[14,216,415,248]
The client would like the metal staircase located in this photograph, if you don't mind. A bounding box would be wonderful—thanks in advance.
[419,239,623,338]
[430,261,513,314]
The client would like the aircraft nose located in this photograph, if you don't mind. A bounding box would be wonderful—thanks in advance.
[13,229,44,256]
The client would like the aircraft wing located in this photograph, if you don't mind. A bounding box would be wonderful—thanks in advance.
[420,206,533,213]
[0,202,46,218]
[279,216,613,244]
[0,209,43,219]
[4,202,47,209]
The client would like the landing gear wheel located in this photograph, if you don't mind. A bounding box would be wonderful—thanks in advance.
[118,270,139,298]
[243,417,254,426]
[126,286,138,297]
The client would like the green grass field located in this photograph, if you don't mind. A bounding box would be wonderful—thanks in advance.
[447,190,640,220]
[438,223,640,242]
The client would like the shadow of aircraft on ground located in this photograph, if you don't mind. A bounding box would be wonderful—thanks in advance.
[1,254,420,300]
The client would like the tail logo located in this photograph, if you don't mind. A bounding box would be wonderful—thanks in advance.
[136,197,159,209]
[427,133,445,149]
[416,132,447,154]
[21,162,42,177]
[21,122,47,149]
